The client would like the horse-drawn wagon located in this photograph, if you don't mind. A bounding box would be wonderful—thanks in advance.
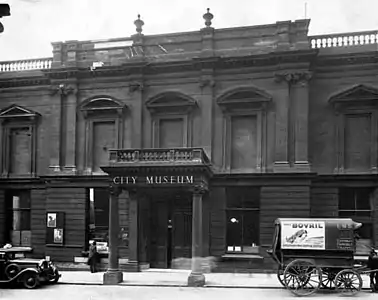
[267,218,378,296]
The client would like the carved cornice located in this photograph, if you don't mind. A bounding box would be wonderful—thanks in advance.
[0,77,50,89]
[274,71,313,85]
[315,52,378,68]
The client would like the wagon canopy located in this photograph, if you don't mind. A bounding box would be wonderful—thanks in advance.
[275,218,362,251]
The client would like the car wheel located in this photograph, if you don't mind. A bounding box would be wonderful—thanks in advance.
[5,264,20,279]
[22,273,39,289]
[49,270,60,284]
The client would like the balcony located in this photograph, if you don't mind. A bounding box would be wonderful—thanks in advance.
[107,148,211,168]
[309,30,378,54]
[0,58,52,72]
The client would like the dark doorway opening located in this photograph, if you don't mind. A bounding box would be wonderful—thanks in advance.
[149,191,192,268]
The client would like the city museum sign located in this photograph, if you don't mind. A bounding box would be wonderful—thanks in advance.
[112,175,194,185]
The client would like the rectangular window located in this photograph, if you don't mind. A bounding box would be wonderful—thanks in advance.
[88,188,109,253]
[159,118,184,148]
[92,121,115,172]
[7,190,31,246]
[226,187,260,253]
[339,187,373,217]
[9,127,32,175]
[338,187,374,254]
[344,114,371,171]
[230,116,257,170]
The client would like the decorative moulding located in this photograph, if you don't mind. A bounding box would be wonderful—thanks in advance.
[216,86,272,113]
[328,83,378,113]
[0,104,40,124]
[80,96,126,118]
[145,91,197,114]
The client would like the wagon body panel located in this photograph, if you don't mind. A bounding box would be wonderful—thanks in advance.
[268,218,362,269]
[276,218,361,252]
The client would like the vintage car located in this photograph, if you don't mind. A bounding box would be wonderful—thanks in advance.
[0,247,61,289]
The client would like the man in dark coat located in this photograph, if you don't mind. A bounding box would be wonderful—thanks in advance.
[88,241,99,273]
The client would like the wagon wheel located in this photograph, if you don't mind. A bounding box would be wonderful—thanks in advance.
[320,268,338,290]
[283,259,322,297]
[334,269,362,296]
[278,265,304,288]
[277,267,286,287]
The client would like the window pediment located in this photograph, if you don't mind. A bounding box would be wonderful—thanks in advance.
[146,91,197,114]
[329,84,378,111]
[217,86,272,113]
[0,104,40,124]
[80,96,126,117]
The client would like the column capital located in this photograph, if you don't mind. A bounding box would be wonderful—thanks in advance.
[191,183,208,195]
[50,83,78,96]
[274,71,313,86]
[109,184,122,196]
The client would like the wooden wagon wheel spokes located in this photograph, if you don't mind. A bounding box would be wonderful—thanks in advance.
[284,259,322,297]
[334,269,363,296]
[320,269,338,290]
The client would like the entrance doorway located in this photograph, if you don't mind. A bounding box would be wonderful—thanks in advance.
[149,192,192,268]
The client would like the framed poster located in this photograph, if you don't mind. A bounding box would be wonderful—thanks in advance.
[281,220,325,250]
[46,212,65,245]
[53,229,63,244]
[47,213,57,228]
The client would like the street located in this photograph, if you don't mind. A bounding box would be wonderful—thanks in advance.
[0,285,376,300]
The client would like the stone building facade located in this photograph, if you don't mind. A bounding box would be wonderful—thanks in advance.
[0,11,377,278]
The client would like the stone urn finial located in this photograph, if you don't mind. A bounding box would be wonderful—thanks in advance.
[134,14,144,34]
[203,8,214,27]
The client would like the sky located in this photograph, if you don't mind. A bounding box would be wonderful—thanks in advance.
[0,0,378,61]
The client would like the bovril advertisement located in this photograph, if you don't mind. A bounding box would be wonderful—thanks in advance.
[281,221,326,250]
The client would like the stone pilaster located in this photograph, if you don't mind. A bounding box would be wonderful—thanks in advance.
[48,83,77,174]
[63,83,78,174]
[291,72,312,172]
[199,71,215,160]
[48,84,63,173]
[129,80,144,148]
[273,73,291,172]
[274,71,312,173]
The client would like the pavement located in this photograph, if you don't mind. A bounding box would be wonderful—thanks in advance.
[5,285,377,300]
[58,269,373,290]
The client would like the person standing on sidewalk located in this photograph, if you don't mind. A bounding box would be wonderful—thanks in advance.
[88,241,99,273]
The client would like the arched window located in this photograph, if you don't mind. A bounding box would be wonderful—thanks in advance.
[80,96,126,174]
[217,86,271,173]
[329,84,378,173]
[146,91,197,148]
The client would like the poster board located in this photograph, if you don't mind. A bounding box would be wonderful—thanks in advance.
[45,212,65,245]
[281,220,325,250]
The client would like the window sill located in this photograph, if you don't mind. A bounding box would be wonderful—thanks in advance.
[222,253,264,260]
[46,244,82,248]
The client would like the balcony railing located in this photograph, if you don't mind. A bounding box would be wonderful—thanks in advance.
[0,58,52,72]
[108,148,211,166]
[310,31,378,49]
